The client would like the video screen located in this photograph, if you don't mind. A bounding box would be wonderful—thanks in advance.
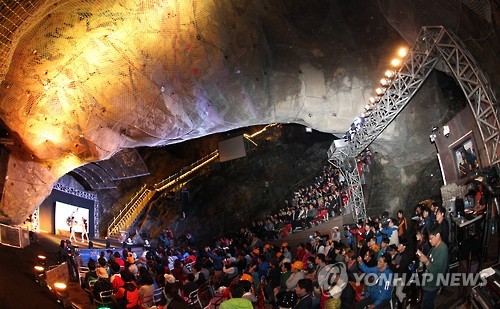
[55,201,90,233]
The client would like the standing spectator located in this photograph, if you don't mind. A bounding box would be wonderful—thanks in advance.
[65,240,79,281]
[332,226,342,243]
[265,259,281,305]
[355,253,393,309]
[380,218,399,246]
[417,225,448,309]
[294,279,313,309]
[420,208,434,234]
[397,210,408,239]
[343,249,359,282]
[434,206,450,246]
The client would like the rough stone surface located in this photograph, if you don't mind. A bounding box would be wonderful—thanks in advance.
[0,0,497,226]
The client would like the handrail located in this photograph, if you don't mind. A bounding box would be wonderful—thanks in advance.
[107,124,282,236]
[153,150,219,190]
[107,124,280,236]
[107,184,147,236]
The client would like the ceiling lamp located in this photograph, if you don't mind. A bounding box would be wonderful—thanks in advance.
[397,47,408,58]
[380,78,390,87]
[390,58,401,67]
[384,70,395,79]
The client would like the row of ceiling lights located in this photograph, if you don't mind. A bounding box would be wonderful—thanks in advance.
[343,47,409,141]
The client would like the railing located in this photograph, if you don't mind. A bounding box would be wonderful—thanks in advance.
[107,184,148,236]
[107,151,220,237]
[107,125,279,237]
[154,150,219,191]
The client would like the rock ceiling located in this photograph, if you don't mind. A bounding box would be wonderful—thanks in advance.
[0,0,495,224]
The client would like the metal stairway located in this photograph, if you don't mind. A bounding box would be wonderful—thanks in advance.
[106,150,220,237]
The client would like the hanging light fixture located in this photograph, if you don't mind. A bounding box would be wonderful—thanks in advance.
[397,47,408,58]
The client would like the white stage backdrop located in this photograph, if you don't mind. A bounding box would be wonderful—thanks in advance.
[55,201,90,233]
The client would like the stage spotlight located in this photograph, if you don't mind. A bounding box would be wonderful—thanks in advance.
[305,127,312,133]
[397,47,408,58]
[375,87,385,95]
[380,78,390,87]
[384,70,395,78]
[390,58,401,67]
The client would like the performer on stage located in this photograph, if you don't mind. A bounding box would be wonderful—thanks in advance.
[81,217,89,242]
[69,216,77,242]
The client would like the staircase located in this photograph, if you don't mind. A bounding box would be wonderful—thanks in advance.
[106,150,220,238]
[107,185,155,236]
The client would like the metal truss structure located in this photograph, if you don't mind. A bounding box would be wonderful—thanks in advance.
[328,26,499,222]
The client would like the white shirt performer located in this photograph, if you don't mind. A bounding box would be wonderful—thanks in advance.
[69,216,77,242]
[81,217,89,242]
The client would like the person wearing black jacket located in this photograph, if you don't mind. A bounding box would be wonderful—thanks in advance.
[434,206,450,246]
[294,279,313,309]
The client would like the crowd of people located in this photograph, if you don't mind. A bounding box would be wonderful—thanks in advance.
[72,154,453,309]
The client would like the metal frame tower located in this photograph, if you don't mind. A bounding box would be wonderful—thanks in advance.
[328,26,499,222]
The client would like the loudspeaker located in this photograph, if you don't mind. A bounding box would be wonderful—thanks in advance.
[343,157,356,173]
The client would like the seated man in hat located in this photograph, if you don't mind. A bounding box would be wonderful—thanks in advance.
[92,263,113,302]
[285,261,305,291]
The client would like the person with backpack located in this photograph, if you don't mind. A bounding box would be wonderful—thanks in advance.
[115,271,139,309]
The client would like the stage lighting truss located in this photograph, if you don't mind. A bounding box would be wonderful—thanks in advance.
[329,26,499,223]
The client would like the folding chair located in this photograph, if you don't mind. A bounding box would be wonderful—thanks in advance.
[187,288,203,308]
[78,266,90,286]
[153,287,163,306]
[93,289,114,308]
